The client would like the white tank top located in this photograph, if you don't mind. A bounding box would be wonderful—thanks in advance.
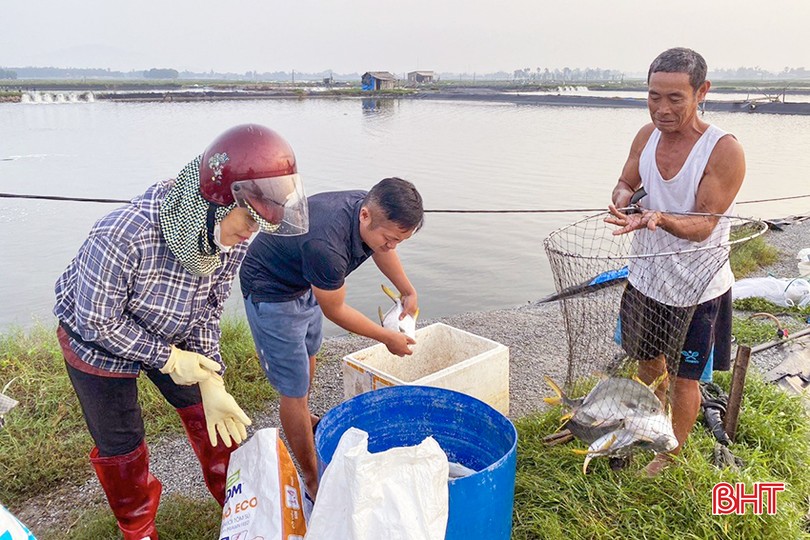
[628,124,735,305]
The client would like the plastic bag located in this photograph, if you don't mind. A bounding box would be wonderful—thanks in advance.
[219,428,309,540]
[305,427,449,540]
[732,276,810,308]
[1,378,19,429]
[1,505,36,539]
[797,248,810,277]
[785,278,810,307]
[448,461,476,479]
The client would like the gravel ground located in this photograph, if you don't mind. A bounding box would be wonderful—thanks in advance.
[15,216,810,536]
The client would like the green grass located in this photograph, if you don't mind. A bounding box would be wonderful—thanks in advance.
[729,232,780,278]
[733,297,810,318]
[513,372,810,540]
[733,316,788,346]
[732,297,810,346]
[0,318,271,505]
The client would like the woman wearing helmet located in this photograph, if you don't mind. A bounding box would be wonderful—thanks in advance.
[53,124,307,540]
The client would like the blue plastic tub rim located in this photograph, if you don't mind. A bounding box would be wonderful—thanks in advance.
[316,385,518,482]
[444,391,517,484]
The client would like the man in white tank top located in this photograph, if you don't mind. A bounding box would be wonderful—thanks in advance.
[606,48,746,476]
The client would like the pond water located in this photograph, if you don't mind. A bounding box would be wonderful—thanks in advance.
[2,97,809,336]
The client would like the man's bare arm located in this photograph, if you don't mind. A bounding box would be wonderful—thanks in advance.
[694,135,746,215]
[312,285,415,356]
[612,124,655,207]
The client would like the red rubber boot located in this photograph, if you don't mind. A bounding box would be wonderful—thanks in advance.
[177,402,236,506]
[90,441,161,540]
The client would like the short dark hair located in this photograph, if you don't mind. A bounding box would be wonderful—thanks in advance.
[364,177,424,232]
[648,47,707,92]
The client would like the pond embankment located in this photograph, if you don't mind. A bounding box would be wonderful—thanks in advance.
[9,83,810,114]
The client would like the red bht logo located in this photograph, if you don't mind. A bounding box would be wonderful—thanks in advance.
[712,482,785,515]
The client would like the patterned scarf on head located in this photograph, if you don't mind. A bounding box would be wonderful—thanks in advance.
[245,203,281,235]
[159,155,235,276]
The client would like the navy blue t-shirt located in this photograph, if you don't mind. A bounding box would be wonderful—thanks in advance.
[240,190,374,302]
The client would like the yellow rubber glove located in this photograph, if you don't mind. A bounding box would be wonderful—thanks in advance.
[159,346,221,386]
[198,373,252,447]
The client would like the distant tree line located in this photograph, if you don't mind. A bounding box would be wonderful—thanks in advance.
[509,65,810,83]
[2,66,362,82]
[229,69,362,82]
[144,68,179,79]
[0,69,17,79]
[512,67,623,82]
[9,67,131,79]
[710,66,809,80]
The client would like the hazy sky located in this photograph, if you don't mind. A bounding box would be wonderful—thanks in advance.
[3,0,809,75]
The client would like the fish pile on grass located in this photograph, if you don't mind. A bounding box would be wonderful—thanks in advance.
[544,375,678,473]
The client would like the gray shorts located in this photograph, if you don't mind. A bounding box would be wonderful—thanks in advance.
[244,290,323,398]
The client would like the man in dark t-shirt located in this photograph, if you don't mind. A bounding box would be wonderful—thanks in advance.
[240,177,424,498]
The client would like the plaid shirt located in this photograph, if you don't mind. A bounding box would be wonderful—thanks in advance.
[54,180,247,376]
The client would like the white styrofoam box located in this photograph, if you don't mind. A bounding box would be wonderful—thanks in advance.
[342,322,510,414]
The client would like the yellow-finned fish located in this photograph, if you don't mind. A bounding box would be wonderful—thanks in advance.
[377,284,418,339]
[577,413,678,474]
[544,374,676,472]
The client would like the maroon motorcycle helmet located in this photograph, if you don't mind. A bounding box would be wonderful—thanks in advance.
[199,124,308,235]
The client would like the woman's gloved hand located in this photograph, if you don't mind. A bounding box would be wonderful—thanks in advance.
[160,346,221,385]
[198,373,252,447]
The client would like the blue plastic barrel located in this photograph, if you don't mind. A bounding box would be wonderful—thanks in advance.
[315,385,518,540]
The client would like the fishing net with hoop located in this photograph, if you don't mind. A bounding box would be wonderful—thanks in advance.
[542,211,767,416]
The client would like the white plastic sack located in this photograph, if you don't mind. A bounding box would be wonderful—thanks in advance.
[785,279,810,306]
[1,505,36,540]
[797,248,810,277]
[732,276,810,308]
[448,461,477,479]
[305,427,449,540]
[219,428,310,540]
[1,377,19,429]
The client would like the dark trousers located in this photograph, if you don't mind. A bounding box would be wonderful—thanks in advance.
[65,361,202,457]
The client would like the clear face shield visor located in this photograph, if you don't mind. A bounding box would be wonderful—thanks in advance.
[230,173,308,235]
